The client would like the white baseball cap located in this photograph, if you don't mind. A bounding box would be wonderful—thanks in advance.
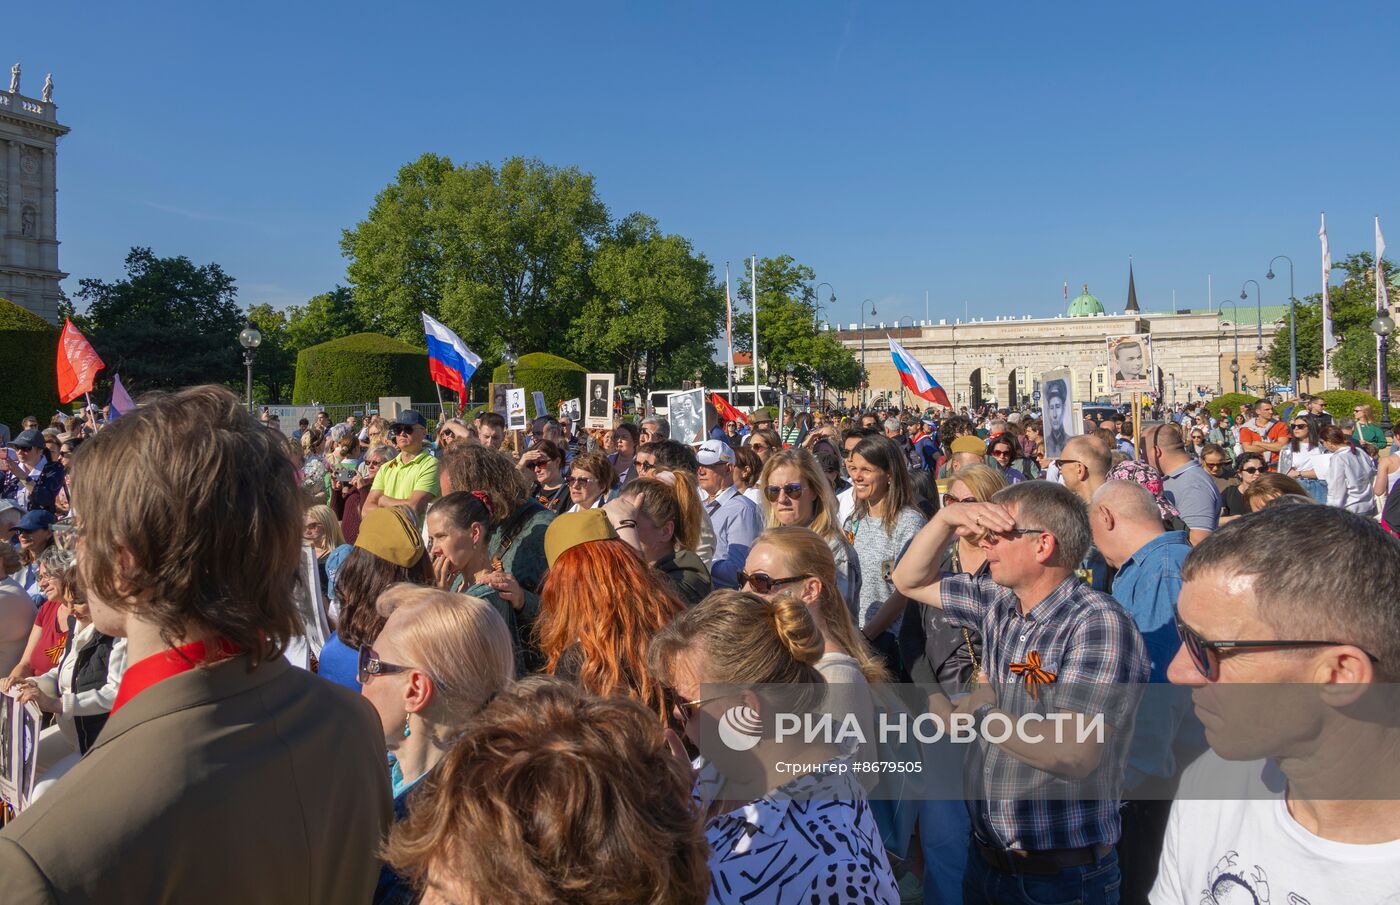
[695,439,735,467]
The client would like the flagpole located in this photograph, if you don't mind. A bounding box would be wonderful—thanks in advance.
[751,255,760,416]
[725,263,735,399]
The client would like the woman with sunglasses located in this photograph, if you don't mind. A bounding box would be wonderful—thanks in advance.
[316,506,434,692]
[359,584,515,905]
[1186,427,1208,460]
[987,435,1032,483]
[647,589,900,905]
[757,448,861,605]
[1207,413,1235,451]
[1,543,72,695]
[332,444,391,545]
[1218,451,1266,523]
[518,439,569,514]
[303,504,347,597]
[1279,416,1330,503]
[565,450,615,513]
[747,427,783,461]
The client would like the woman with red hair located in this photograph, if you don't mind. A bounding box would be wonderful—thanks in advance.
[536,510,685,721]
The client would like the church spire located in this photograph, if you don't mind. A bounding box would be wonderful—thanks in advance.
[1125,257,1140,313]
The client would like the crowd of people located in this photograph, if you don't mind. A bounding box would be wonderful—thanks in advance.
[0,384,1396,905]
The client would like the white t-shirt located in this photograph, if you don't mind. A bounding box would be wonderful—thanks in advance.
[1151,751,1400,905]
[837,486,856,524]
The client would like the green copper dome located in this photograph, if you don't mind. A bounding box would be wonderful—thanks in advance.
[1068,284,1104,317]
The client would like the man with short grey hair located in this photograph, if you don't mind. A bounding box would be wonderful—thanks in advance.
[639,416,669,444]
[895,481,1149,904]
[1144,423,1218,545]
[1152,504,1400,903]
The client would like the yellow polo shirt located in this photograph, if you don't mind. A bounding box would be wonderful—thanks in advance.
[371,449,440,500]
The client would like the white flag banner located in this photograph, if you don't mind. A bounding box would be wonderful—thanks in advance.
[1321,213,1336,352]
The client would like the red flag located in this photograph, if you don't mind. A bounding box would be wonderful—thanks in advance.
[711,392,748,426]
[56,319,105,403]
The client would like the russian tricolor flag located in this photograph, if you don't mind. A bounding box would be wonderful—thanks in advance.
[889,337,951,408]
[421,312,482,397]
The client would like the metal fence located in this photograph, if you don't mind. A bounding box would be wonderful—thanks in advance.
[256,401,468,435]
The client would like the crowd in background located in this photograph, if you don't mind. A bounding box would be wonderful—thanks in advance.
[0,384,1395,905]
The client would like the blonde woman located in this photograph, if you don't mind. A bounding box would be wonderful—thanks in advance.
[303,504,345,597]
[360,583,516,904]
[608,473,711,605]
[741,527,887,737]
[758,448,861,606]
[933,463,1007,574]
[648,590,900,905]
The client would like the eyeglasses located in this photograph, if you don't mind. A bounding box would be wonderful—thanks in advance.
[943,493,977,505]
[751,443,768,452]
[1202,460,1228,470]
[357,645,416,685]
[365,459,385,468]
[1174,613,1378,681]
[303,522,319,531]
[674,693,738,727]
[990,448,1014,458]
[567,475,596,488]
[531,460,552,470]
[979,527,1045,545]
[763,482,803,502]
[1291,423,1309,431]
[842,447,859,459]
[1239,466,1264,474]
[1052,458,1081,469]
[737,570,810,594]
[636,460,656,473]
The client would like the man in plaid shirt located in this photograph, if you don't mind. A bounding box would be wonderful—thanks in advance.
[894,480,1149,905]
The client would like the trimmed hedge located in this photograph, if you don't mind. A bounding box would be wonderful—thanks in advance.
[1316,389,1397,424]
[490,352,587,414]
[1200,393,1261,419]
[0,298,60,430]
[292,333,436,404]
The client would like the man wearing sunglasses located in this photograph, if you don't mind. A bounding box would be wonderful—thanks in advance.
[894,482,1149,905]
[1152,504,1400,903]
[363,410,440,518]
[695,440,761,590]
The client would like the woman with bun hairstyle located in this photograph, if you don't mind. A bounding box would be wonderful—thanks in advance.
[648,590,900,905]
[606,472,711,605]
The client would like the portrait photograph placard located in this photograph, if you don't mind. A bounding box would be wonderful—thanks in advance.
[506,388,529,432]
[1039,368,1073,459]
[1107,333,1153,392]
[667,388,708,446]
[584,374,614,430]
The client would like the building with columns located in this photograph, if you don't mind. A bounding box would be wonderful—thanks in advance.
[1,64,68,324]
[829,283,1305,410]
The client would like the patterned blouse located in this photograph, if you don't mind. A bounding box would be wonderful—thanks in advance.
[696,758,899,904]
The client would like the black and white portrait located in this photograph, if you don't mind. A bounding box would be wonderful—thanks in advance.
[561,397,581,424]
[1040,369,1073,459]
[584,374,614,429]
[667,388,707,445]
[491,383,512,418]
[1107,333,1153,391]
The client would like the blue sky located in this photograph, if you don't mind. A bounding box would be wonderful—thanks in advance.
[16,0,1399,328]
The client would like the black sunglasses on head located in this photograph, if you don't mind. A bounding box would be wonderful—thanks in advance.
[1174,613,1378,681]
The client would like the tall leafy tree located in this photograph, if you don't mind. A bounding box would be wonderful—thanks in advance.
[1266,251,1400,390]
[734,255,860,390]
[285,286,367,351]
[245,303,296,403]
[575,213,722,390]
[341,154,608,377]
[73,247,243,391]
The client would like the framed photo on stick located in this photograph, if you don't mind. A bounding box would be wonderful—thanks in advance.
[1039,368,1074,459]
[584,374,614,430]
[667,388,708,446]
[1107,333,1153,392]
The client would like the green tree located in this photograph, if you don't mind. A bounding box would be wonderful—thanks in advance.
[341,154,608,382]
[734,255,860,390]
[73,247,243,391]
[574,213,722,392]
[1269,252,1400,391]
[285,286,367,352]
[245,303,296,403]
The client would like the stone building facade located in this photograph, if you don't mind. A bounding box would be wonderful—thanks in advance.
[0,65,68,324]
[830,286,1301,410]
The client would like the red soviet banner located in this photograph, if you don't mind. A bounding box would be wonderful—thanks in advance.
[57,318,105,403]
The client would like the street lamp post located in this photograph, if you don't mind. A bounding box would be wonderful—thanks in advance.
[1373,311,1395,434]
[1241,280,1263,388]
[238,321,262,411]
[1222,300,1241,393]
[1267,256,1297,394]
[860,298,877,411]
[814,282,834,410]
